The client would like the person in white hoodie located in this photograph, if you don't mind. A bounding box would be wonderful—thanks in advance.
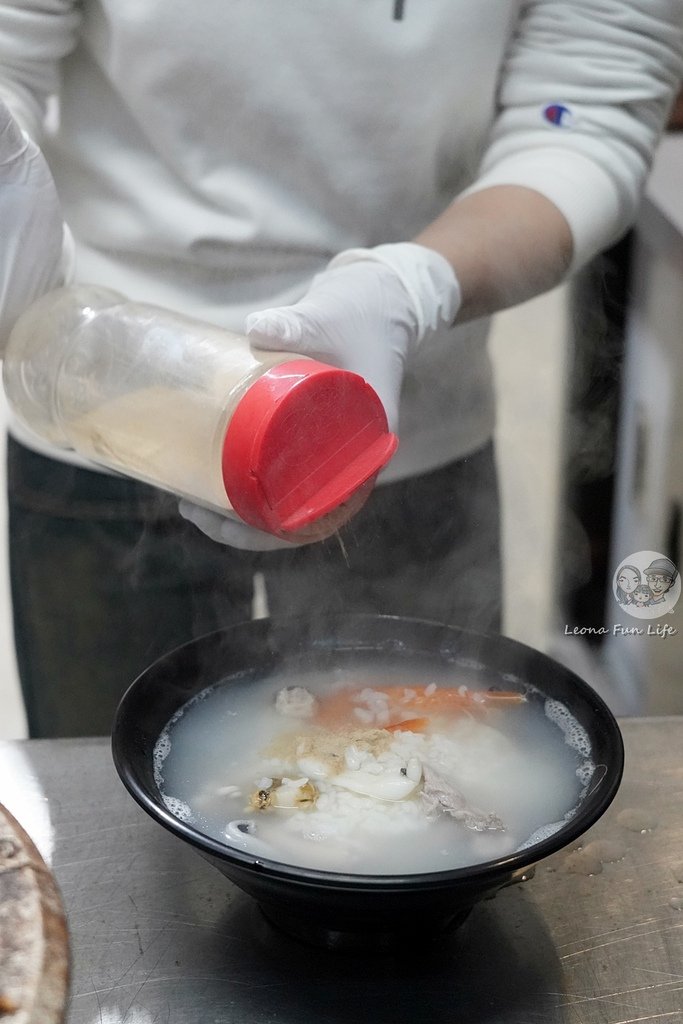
[1,2,682,736]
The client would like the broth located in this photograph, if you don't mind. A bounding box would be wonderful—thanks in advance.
[155,663,593,875]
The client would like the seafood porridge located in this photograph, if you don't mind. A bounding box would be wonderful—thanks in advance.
[155,664,594,875]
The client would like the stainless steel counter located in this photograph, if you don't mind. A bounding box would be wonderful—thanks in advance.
[1,717,682,1024]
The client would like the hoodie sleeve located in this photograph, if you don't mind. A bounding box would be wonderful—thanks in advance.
[0,0,81,139]
[465,0,683,271]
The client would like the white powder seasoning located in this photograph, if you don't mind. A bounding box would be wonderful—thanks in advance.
[66,384,237,509]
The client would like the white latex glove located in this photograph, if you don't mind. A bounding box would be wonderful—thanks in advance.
[178,500,308,551]
[246,242,461,434]
[179,242,461,550]
[0,99,74,348]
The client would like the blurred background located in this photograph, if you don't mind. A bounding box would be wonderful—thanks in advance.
[1,121,682,741]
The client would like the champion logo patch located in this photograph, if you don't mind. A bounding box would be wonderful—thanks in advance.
[543,103,574,128]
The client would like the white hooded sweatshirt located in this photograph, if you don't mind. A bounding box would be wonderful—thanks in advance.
[1,0,682,481]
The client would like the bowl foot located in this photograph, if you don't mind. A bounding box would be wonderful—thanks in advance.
[257,904,472,953]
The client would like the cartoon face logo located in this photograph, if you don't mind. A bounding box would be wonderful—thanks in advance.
[613,551,680,619]
[616,565,640,598]
[543,103,574,128]
[632,585,652,608]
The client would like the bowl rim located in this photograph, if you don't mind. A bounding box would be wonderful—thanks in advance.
[111,613,625,890]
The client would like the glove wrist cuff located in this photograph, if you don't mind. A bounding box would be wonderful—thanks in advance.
[327,242,461,341]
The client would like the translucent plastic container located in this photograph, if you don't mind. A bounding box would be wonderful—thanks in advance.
[3,286,397,540]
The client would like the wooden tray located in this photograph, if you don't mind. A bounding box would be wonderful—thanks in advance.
[0,804,69,1023]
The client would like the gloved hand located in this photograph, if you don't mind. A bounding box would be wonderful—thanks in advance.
[178,500,310,551]
[246,242,461,434]
[0,99,74,347]
[179,242,461,550]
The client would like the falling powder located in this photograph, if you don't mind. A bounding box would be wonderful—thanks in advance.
[335,530,350,567]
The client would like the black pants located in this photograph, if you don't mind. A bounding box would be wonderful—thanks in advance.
[7,436,501,738]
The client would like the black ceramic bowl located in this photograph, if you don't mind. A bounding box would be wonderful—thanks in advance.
[111,614,624,950]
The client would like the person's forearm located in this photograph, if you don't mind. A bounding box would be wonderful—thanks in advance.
[414,185,574,324]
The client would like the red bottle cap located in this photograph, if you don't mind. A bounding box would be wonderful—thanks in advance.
[222,360,398,540]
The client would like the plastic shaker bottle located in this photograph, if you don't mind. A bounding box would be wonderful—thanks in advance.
[2,286,398,541]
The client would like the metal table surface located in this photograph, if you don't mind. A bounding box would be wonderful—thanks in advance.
[1,717,682,1024]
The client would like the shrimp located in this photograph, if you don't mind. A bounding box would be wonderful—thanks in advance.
[313,684,525,731]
